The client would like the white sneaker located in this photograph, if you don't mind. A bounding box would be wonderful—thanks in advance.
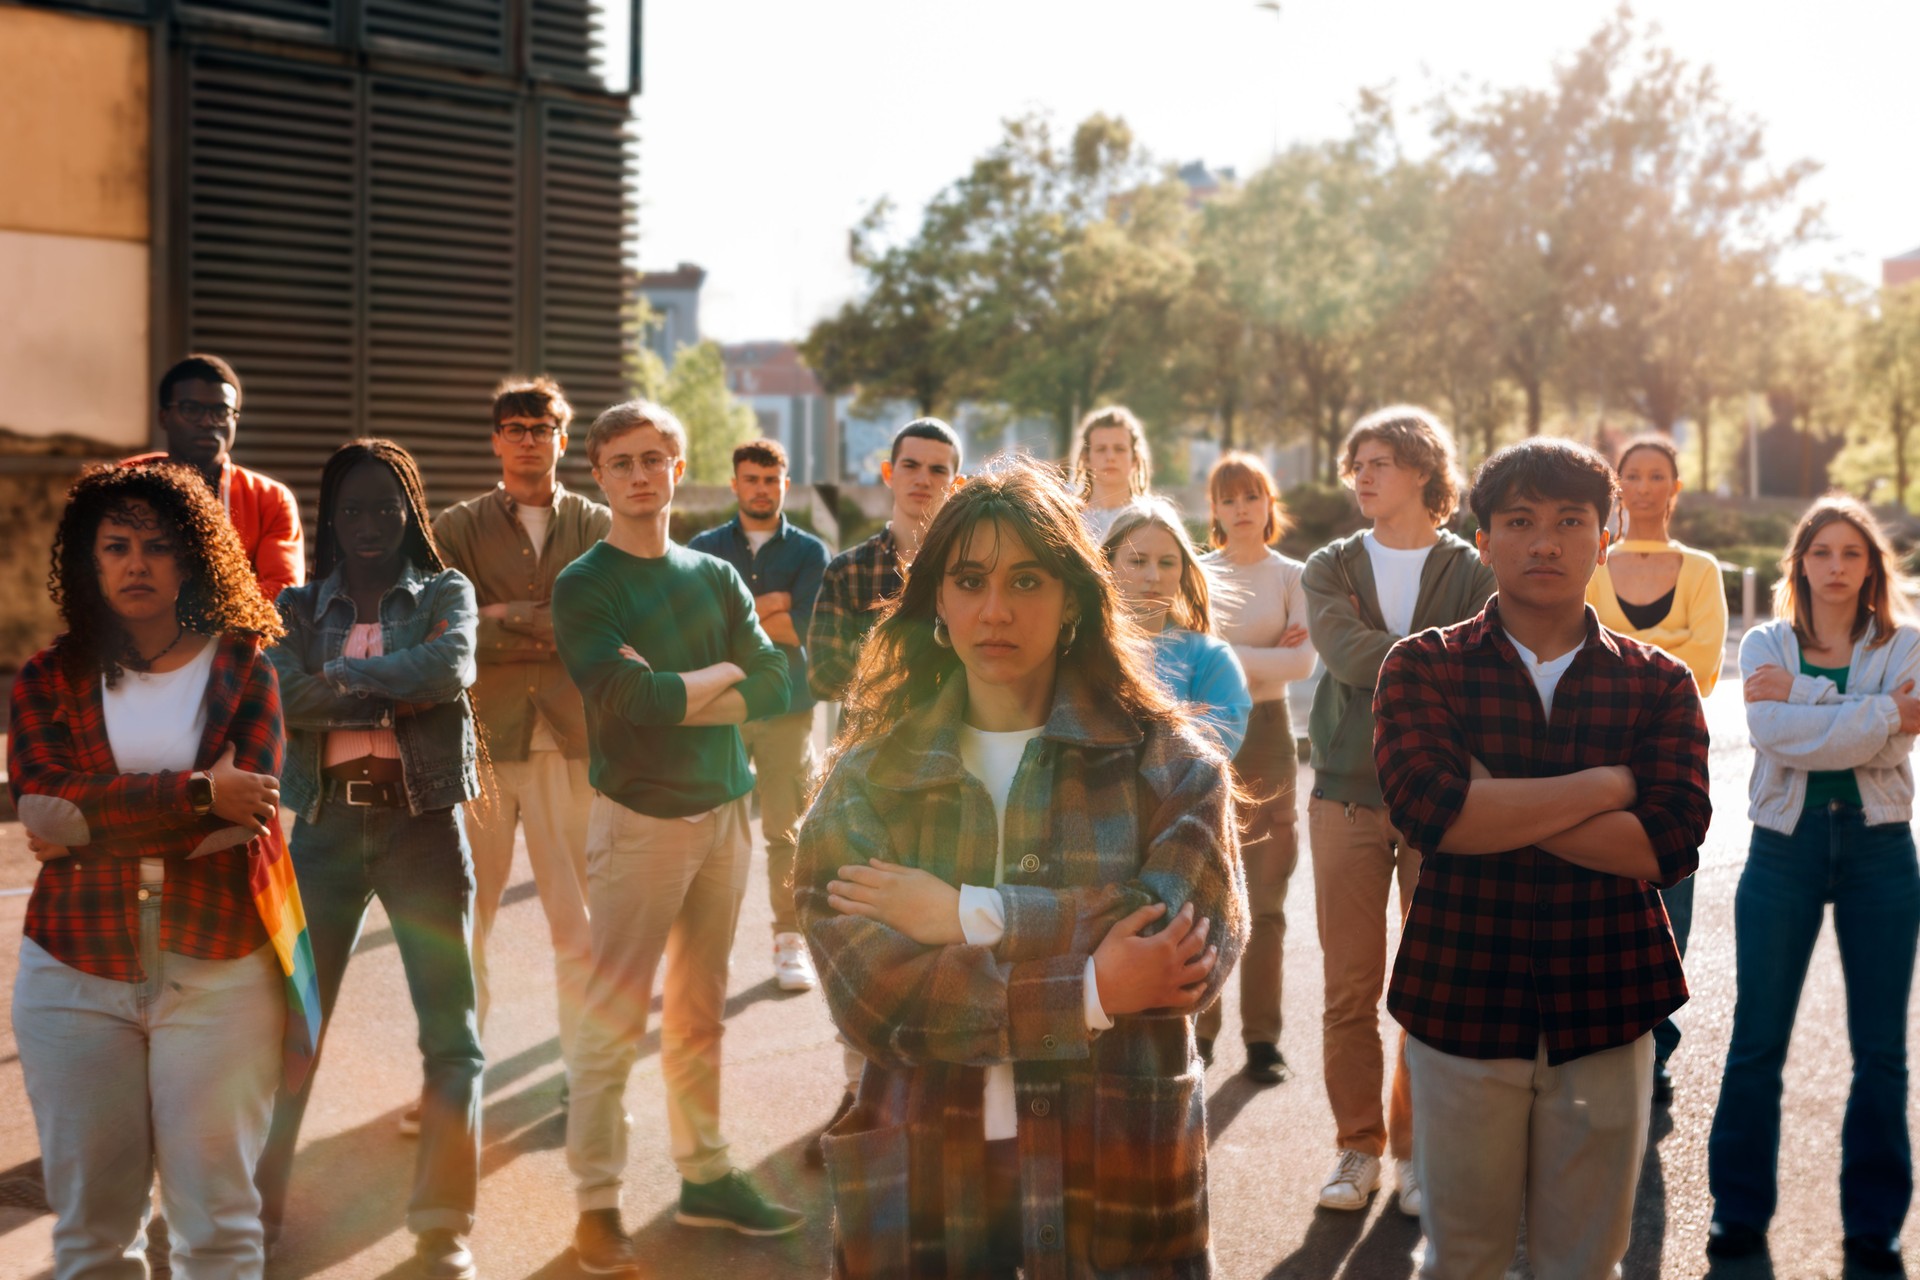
[1317,1149,1381,1211]
[773,933,817,991]
[1395,1158,1423,1217]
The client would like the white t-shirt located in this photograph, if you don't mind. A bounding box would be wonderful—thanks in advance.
[103,641,217,882]
[1505,632,1585,720]
[515,502,554,566]
[1364,531,1434,636]
[953,722,1112,1140]
[745,528,774,554]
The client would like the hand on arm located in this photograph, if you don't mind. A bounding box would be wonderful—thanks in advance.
[1092,902,1218,1016]
[207,741,280,839]
[828,859,965,945]
[1438,763,1637,854]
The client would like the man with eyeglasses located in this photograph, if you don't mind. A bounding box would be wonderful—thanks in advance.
[552,400,800,1272]
[431,376,610,1137]
[123,353,304,603]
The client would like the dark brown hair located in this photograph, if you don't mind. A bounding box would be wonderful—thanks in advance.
[491,375,573,430]
[1774,494,1915,651]
[1468,437,1618,531]
[50,463,285,687]
[733,438,789,472]
[1207,451,1293,547]
[158,353,242,413]
[313,439,448,581]
[836,456,1180,757]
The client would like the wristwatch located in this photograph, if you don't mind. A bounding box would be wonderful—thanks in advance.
[188,771,215,817]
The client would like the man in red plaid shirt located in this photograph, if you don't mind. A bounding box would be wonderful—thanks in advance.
[1373,438,1711,1279]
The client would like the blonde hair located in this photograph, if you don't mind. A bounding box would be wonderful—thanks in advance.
[1103,498,1215,635]
[1774,494,1916,651]
[1070,406,1151,503]
[1207,451,1293,548]
[1340,405,1462,526]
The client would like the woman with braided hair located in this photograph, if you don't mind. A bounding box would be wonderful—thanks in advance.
[252,439,485,1280]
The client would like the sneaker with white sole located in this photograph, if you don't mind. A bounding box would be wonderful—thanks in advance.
[774,932,817,991]
[1317,1149,1381,1211]
[397,1103,422,1137]
[676,1170,804,1236]
[1395,1157,1423,1217]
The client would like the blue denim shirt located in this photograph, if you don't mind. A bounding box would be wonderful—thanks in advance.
[687,513,829,714]
[271,560,480,822]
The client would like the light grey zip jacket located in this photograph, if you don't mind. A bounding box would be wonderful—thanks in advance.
[1741,618,1920,833]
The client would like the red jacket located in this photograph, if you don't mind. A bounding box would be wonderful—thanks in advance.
[121,453,305,605]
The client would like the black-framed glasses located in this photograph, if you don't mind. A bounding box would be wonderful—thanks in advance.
[497,422,559,444]
[166,399,237,425]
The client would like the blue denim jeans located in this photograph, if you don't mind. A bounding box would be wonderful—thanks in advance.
[13,888,281,1280]
[1651,873,1695,1065]
[1707,803,1920,1239]
[254,802,483,1236]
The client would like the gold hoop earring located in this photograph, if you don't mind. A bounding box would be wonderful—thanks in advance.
[932,617,951,649]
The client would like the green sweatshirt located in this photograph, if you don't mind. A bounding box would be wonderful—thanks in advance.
[553,541,790,818]
[1301,528,1496,806]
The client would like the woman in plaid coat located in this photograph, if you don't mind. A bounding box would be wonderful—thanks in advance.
[797,459,1249,1279]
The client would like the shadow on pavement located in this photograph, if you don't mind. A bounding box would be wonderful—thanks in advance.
[1206,1075,1264,1143]
[1261,1204,1372,1278]
[1624,1106,1676,1279]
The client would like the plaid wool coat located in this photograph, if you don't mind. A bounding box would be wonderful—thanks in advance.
[796,666,1250,1280]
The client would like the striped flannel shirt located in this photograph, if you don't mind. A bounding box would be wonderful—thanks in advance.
[796,666,1248,1279]
[1373,599,1710,1064]
[806,524,903,702]
[8,633,281,981]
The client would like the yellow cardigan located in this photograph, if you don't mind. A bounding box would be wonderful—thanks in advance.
[1587,540,1728,695]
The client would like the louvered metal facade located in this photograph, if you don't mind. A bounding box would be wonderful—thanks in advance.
[18,0,638,520]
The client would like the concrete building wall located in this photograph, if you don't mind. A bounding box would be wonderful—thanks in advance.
[0,6,154,670]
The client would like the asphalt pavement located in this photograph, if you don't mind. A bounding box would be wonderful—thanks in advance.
[0,675,1914,1279]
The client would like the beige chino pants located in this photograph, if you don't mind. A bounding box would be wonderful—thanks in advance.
[465,751,595,1072]
[567,796,752,1207]
[1308,795,1420,1159]
[738,707,818,936]
[1406,1033,1654,1280]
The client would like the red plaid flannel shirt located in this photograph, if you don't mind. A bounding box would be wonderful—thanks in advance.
[1373,599,1710,1064]
[8,634,281,981]
[806,524,903,703]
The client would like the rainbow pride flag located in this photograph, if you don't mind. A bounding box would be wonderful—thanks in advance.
[252,818,322,1091]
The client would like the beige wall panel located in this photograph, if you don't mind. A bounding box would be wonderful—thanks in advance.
[0,7,149,241]
[0,229,150,447]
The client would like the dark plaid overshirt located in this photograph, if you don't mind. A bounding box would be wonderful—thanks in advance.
[9,634,281,981]
[797,666,1248,1278]
[807,524,903,703]
[1374,599,1710,1064]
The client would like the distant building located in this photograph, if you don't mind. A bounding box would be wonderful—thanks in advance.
[1176,160,1238,206]
[1887,246,1920,289]
[638,263,707,365]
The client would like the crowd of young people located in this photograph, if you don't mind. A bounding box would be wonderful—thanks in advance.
[6,355,1915,1280]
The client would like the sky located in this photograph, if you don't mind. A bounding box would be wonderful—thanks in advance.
[637,1,1920,345]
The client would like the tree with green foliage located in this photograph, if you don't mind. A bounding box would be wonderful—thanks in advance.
[1846,284,1920,510]
[657,341,757,484]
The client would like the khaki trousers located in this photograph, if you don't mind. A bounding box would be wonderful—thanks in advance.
[738,707,817,935]
[465,751,595,1071]
[567,796,751,1206]
[1407,1034,1654,1280]
[1309,795,1420,1159]
[1198,700,1299,1046]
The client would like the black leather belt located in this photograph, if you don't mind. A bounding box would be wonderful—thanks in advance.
[326,777,407,808]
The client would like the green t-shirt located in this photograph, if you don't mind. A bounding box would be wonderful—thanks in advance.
[553,541,790,818]
[1801,656,1865,810]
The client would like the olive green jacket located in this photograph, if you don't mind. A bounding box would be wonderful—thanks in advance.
[1302,529,1496,806]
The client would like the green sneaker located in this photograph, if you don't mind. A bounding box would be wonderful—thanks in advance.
[675,1170,805,1236]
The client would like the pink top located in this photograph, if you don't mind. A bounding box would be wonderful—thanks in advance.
[324,624,402,765]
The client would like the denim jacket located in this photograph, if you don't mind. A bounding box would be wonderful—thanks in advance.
[271,561,481,822]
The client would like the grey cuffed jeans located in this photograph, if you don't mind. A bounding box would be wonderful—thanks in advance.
[13,888,281,1280]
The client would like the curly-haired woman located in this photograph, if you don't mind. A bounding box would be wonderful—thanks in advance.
[252,440,483,1279]
[797,457,1248,1277]
[9,463,290,1279]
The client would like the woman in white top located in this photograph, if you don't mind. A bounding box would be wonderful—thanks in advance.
[1195,450,1315,1084]
[1068,405,1151,543]
[1706,495,1920,1274]
[10,463,288,1279]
